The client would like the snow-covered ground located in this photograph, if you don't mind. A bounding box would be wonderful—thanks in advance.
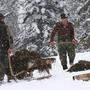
[0,52,90,90]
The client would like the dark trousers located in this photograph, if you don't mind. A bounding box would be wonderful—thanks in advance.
[0,47,10,81]
[58,43,75,69]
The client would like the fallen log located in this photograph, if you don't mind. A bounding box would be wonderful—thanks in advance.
[73,73,90,81]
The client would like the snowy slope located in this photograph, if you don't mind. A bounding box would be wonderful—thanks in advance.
[0,52,90,90]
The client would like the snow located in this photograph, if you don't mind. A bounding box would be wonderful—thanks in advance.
[86,18,90,21]
[32,22,40,34]
[35,0,41,3]
[41,8,46,14]
[0,52,90,90]
[59,1,66,8]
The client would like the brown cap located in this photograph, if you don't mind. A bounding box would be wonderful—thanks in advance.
[0,13,5,18]
[60,13,67,19]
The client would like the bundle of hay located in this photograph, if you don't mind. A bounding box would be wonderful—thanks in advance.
[8,49,55,80]
[67,60,90,72]
[28,57,55,74]
[10,49,32,79]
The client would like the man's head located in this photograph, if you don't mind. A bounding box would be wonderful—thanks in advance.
[0,13,5,21]
[60,13,68,24]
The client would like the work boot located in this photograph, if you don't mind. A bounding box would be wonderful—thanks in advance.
[69,63,74,68]
[62,65,68,70]
[7,75,14,82]
[0,80,4,86]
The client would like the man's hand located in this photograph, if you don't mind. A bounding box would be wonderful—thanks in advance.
[49,41,56,46]
[72,38,78,45]
[7,48,13,56]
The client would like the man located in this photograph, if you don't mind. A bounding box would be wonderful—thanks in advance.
[50,13,78,70]
[0,13,13,83]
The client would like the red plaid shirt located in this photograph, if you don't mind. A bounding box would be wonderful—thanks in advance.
[50,21,74,42]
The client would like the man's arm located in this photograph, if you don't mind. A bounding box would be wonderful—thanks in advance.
[70,23,78,45]
[6,26,13,48]
[50,22,60,42]
[70,23,74,40]
[6,26,14,55]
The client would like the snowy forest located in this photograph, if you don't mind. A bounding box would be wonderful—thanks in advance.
[0,0,90,89]
[0,0,90,57]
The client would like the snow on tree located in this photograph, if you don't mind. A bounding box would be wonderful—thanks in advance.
[0,0,89,55]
